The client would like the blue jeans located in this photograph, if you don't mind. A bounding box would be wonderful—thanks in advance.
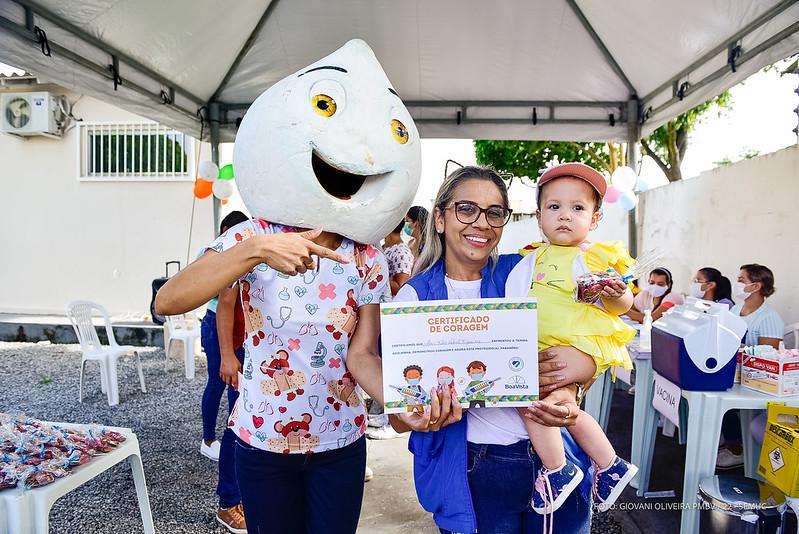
[200,311,234,442]
[442,440,592,534]
[235,436,367,534]
[200,310,244,508]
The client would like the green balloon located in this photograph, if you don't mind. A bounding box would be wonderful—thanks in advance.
[218,164,234,180]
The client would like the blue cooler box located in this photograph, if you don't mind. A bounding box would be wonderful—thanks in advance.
[651,298,747,391]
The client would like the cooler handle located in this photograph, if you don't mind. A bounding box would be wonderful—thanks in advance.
[165,261,181,277]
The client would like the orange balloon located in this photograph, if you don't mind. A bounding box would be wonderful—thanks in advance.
[194,178,213,199]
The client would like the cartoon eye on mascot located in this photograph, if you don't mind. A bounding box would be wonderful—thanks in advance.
[234,38,422,244]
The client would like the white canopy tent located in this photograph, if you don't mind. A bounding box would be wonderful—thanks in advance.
[1,0,797,144]
[1,0,798,249]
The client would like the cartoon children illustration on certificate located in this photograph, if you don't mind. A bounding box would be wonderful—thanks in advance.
[436,366,459,397]
[388,365,430,412]
[462,361,500,408]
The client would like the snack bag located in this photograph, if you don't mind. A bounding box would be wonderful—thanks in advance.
[573,249,662,304]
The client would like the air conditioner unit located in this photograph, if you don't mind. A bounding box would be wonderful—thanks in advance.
[0,92,66,138]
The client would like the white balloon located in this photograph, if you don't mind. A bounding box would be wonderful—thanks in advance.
[611,166,638,191]
[212,179,234,200]
[198,161,219,181]
[617,189,639,211]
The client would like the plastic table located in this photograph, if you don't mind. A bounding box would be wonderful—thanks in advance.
[627,344,652,491]
[636,379,799,534]
[582,345,638,432]
[583,366,614,431]
[0,425,154,534]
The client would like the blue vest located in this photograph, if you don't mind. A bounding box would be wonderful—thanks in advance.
[406,255,591,533]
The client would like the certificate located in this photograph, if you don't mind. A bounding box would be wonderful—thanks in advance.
[379,297,539,414]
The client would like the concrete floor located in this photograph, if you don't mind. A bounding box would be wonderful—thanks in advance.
[356,387,689,534]
[359,436,438,533]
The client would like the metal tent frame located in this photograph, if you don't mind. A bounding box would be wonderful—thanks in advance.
[1,0,798,242]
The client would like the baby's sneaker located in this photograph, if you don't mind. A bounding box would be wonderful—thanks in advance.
[531,459,584,514]
[593,456,638,512]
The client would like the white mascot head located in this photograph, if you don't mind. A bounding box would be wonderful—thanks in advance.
[233,39,422,244]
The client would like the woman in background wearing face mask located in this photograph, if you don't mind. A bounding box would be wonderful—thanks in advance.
[730,264,784,349]
[717,263,785,469]
[405,205,429,260]
[626,267,684,323]
[689,267,735,308]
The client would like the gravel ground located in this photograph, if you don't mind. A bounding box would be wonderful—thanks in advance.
[0,341,229,534]
[0,341,625,533]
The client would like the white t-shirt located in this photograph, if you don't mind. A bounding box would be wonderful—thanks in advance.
[207,219,391,453]
[394,266,534,446]
[731,301,784,346]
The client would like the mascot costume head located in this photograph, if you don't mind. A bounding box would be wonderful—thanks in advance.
[234,39,422,244]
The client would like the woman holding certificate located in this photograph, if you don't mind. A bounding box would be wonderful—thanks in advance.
[393,166,596,534]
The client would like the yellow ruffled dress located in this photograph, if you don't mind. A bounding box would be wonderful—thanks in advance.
[520,241,636,378]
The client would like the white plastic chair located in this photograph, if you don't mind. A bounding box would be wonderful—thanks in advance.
[65,300,146,406]
[785,322,799,350]
[164,313,200,379]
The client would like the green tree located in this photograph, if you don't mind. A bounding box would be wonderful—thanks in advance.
[473,140,626,178]
[640,92,731,182]
[474,92,731,183]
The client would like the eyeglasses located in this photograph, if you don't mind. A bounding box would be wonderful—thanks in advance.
[447,201,512,227]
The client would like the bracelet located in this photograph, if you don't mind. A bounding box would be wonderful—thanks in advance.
[574,382,585,406]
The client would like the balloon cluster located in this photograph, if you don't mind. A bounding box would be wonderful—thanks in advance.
[604,167,658,211]
[194,162,235,204]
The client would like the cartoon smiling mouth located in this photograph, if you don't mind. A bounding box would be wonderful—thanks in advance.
[311,150,387,201]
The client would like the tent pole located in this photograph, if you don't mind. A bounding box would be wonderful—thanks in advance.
[210,102,221,233]
[565,0,637,97]
[627,98,641,257]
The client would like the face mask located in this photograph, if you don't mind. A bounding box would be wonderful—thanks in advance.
[470,373,484,381]
[689,282,705,299]
[733,282,754,301]
[649,284,668,298]
[438,376,453,385]
[403,222,414,236]
[407,379,420,386]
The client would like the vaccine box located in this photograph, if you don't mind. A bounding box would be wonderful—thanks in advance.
[651,298,748,391]
[742,347,799,397]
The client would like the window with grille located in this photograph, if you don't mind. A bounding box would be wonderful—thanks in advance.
[78,122,192,180]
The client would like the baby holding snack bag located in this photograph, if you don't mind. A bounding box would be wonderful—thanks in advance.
[520,162,639,515]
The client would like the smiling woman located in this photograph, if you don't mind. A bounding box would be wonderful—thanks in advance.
[394,165,597,534]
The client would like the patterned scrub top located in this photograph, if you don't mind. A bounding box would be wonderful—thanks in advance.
[206,219,391,453]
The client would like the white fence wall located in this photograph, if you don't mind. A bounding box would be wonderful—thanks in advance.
[638,144,799,325]
[0,88,214,316]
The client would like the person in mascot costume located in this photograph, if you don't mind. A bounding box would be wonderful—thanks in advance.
[156,39,458,534]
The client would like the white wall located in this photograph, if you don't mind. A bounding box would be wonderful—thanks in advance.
[638,144,799,326]
[0,86,215,316]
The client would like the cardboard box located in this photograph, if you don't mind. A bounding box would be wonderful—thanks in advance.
[742,351,799,397]
[758,403,799,497]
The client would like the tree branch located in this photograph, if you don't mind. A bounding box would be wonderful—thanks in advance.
[640,139,671,178]
[676,127,688,161]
